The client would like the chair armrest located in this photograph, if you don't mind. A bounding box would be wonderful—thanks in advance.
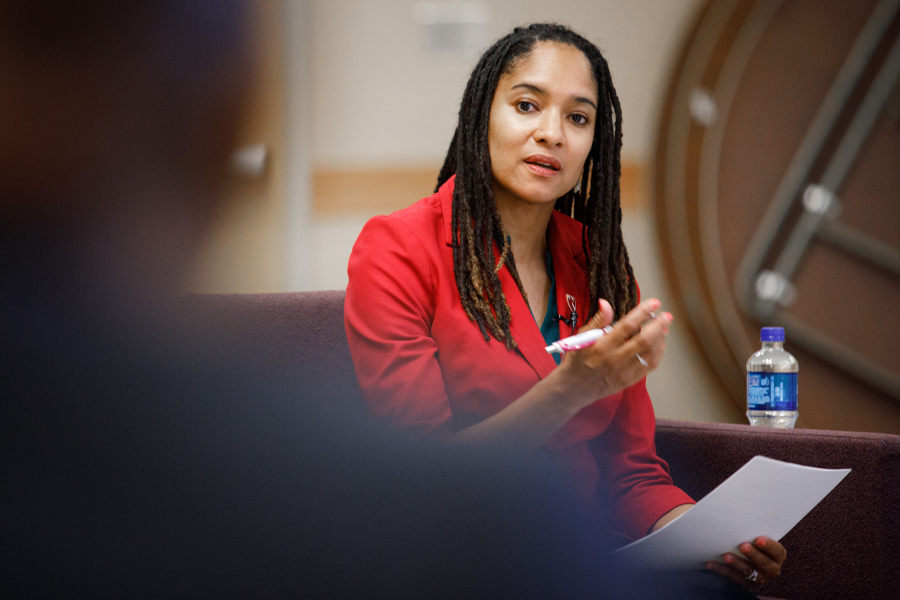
[654,419,900,600]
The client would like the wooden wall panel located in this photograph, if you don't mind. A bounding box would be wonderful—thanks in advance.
[312,161,647,215]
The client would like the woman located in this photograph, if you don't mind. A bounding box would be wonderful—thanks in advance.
[345,23,784,588]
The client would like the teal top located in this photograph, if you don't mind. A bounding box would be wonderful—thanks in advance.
[537,249,561,365]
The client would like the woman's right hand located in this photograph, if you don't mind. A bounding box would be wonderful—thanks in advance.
[553,298,672,410]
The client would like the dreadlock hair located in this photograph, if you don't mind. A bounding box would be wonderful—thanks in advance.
[436,23,637,350]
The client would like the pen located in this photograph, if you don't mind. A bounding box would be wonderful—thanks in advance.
[545,312,658,354]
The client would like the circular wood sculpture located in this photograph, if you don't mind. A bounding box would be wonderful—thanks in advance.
[654,0,900,432]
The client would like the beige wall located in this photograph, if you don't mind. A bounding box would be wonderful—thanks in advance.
[310,0,703,167]
[187,0,290,293]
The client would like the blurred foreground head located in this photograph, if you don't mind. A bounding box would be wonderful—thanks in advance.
[0,0,253,302]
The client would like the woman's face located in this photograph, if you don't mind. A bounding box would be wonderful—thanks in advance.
[487,41,598,209]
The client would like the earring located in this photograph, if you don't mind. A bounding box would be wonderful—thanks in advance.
[574,180,582,194]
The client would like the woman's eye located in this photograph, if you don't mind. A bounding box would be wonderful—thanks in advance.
[516,101,536,112]
[571,114,589,125]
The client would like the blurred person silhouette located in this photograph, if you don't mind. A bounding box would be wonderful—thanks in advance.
[0,1,621,598]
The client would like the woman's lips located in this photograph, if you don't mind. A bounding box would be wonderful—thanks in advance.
[524,154,561,176]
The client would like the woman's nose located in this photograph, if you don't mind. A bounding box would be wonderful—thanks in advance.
[534,112,564,146]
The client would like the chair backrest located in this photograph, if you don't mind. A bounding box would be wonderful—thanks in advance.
[655,419,900,600]
[177,290,365,414]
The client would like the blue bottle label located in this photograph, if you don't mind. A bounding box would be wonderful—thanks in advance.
[747,372,797,411]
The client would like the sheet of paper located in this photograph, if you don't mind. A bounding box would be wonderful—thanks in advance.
[613,455,850,571]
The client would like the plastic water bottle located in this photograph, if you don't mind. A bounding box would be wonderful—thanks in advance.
[746,327,798,428]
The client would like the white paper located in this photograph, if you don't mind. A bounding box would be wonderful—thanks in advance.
[613,456,850,571]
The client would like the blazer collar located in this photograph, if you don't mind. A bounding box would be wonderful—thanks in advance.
[439,175,456,247]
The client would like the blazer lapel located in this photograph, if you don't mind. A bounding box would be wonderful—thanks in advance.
[440,176,455,247]
[548,211,590,335]
[501,212,590,380]
[496,256,558,379]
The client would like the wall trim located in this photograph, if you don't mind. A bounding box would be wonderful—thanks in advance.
[313,161,647,215]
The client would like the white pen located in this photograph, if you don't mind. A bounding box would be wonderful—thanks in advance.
[545,312,658,354]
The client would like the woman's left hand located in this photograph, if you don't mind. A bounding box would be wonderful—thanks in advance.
[706,536,786,586]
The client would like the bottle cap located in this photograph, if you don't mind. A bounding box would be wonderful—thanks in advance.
[760,326,785,342]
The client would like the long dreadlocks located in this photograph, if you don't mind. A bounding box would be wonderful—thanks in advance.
[436,23,637,350]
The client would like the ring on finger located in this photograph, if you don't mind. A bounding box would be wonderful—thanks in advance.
[745,569,758,583]
[636,354,649,367]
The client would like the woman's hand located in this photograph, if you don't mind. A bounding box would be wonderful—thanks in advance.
[553,298,672,410]
[706,537,787,586]
[455,297,670,452]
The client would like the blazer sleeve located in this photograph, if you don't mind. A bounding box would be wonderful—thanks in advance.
[344,215,453,435]
[588,378,695,540]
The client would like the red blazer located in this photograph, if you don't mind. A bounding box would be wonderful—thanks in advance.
[345,176,693,540]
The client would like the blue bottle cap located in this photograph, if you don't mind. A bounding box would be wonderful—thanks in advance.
[760,327,785,342]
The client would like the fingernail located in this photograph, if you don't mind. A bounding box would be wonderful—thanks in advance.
[724,555,733,564]
[649,299,661,310]
[740,543,752,553]
[756,537,766,547]
[663,312,673,323]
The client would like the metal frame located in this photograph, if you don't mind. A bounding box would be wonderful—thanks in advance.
[734,0,900,399]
